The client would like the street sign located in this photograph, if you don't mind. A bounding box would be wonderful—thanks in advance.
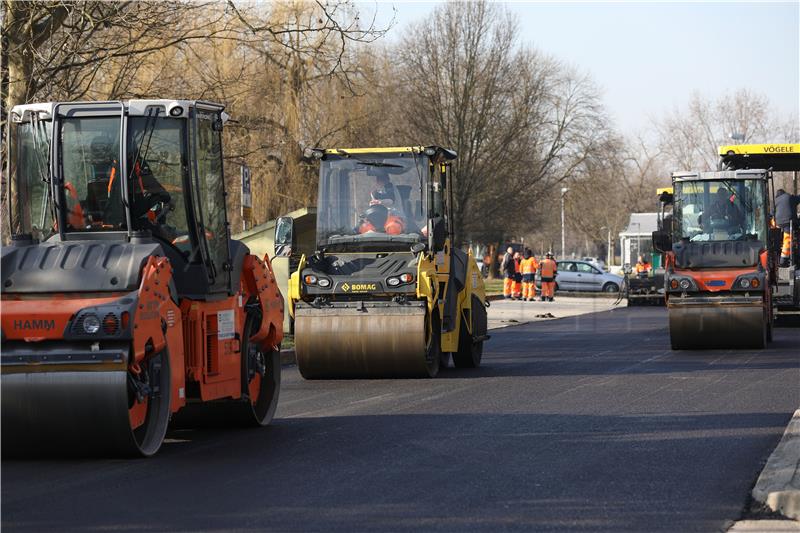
[241,164,252,230]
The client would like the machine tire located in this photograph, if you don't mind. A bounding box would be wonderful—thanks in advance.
[424,311,441,378]
[128,349,172,457]
[453,296,486,369]
[603,282,619,293]
[239,313,281,426]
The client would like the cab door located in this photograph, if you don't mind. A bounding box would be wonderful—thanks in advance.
[190,107,231,294]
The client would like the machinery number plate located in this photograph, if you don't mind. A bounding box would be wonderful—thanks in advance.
[217,310,235,340]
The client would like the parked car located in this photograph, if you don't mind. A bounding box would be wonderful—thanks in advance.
[537,260,623,293]
[581,257,606,270]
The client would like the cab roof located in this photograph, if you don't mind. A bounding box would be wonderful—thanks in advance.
[672,169,768,182]
[719,144,800,172]
[9,99,226,122]
[320,146,457,160]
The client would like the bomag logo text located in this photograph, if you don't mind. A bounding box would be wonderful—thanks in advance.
[13,319,56,331]
[341,282,376,292]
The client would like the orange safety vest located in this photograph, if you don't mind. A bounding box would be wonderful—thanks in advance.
[514,258,522,273]
[634,262,651,273]
[521,257,538,274]
[540,258,556,278]
[359,215,406,235]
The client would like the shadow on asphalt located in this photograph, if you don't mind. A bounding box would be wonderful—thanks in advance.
[4,411,794,532]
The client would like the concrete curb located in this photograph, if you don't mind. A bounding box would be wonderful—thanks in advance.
[752,409,800,520]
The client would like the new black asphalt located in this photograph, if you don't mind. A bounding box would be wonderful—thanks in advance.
[3,307,799,532]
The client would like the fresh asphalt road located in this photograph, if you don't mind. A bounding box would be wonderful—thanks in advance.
[3,307,799,532]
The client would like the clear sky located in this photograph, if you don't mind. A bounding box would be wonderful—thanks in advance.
[359,1,800,134]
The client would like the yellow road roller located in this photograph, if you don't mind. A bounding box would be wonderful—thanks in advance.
[278,146,488,378]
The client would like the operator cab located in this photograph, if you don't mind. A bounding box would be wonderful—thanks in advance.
[6,100,236,297]
[308,146,455,253]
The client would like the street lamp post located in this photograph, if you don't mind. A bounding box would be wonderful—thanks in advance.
[632,222,641,264]
[561,187,570,258]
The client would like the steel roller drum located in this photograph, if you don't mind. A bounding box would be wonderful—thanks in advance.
[295,303,429,378]
[668,300,766,349]
[2,346,170,457]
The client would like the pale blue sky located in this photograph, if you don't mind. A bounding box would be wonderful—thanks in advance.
[360,1,799,133]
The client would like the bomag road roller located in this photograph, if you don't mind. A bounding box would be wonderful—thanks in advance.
[653,166,781,349]
[1,100,283,457]
[280,146,488,378]
[719,144,800,319]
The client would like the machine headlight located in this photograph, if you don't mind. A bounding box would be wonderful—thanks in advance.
[751,278,760,288]
[739,278,751,289]
[387,277,401,287]
[304,275,318,285]
[679,279,691,290]
[317,278,331,288]
[399,273,414,283]
[670,279,679,290]
[82,314,101,334]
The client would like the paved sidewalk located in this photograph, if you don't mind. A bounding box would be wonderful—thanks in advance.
[729,520,800,532]
[486,295,623,330]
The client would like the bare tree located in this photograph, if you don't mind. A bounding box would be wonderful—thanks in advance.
[395,1,609,244]
[655,89,799,170]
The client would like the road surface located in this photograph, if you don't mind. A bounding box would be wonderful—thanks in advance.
[3,307,799,532]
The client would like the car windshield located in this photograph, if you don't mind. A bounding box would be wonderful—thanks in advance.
[674,179,766,242]
[315,153,428,251]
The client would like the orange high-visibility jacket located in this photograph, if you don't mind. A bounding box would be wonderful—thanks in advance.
[540,258,557,278]
[521,257,538,274]
[634,261,652,273]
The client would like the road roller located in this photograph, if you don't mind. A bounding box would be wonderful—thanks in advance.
[279,146,488,378]
[1,100,284,457]
[719,144,800,318]
[653,168,780,349]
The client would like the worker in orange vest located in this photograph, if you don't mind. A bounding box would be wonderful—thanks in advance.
[634,255,652,277]
[512,252,523,299]
[520,248,538,301]
[539,252,557,302]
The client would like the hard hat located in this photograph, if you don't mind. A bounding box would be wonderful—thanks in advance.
[546,251,553,258]
[363,204,388,229]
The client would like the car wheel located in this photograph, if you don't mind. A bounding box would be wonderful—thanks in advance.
[602,282,619,293]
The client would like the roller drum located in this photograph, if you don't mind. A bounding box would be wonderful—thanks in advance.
[2,345,171,457]
[295,302,429,378]
[668,298,766,349]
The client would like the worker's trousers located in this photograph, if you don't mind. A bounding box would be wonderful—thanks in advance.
[783,231,792,260]
[512,277,522,299]
[503,276,514,298]
[541,280,555,299]
[522,274,536,300]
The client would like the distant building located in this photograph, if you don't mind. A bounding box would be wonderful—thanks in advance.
[619,213,658,266]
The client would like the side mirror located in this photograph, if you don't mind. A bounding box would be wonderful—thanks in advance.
[652,230,672,253]
[274,216,294,257]
[431,216,447,250]
[623,263,632,275]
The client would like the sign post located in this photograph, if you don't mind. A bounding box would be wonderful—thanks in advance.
[241,164,252,231]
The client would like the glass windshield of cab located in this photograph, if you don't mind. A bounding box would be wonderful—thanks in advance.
[674,179,766,242]
[12,118,52,239]
[58,115,189,245]
[316,154,428,251]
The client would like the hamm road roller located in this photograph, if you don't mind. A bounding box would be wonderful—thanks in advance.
[653,168,781,349]
[281,146,488,378]
[2,100,283,456]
